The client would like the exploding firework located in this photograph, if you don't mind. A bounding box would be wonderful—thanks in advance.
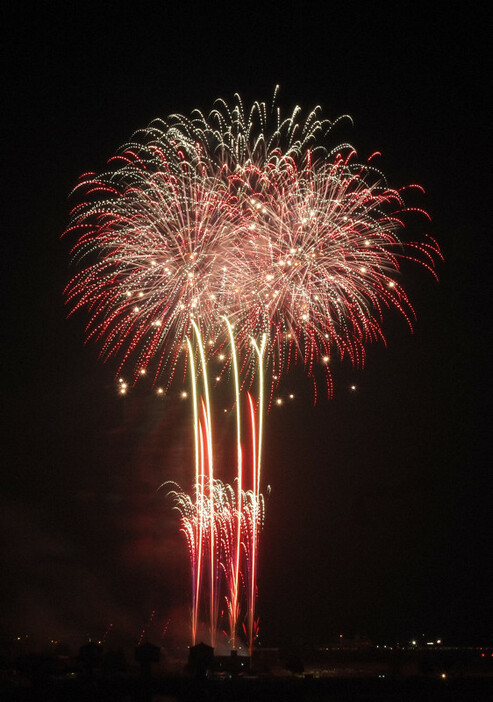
[64,89,441,652]
[64,89,441,398]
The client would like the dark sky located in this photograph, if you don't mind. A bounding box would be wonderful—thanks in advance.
[2,2,490,651]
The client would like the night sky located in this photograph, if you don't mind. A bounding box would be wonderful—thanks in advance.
[2,2,490,651]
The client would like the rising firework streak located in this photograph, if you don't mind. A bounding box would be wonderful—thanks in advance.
[165,322,265,652]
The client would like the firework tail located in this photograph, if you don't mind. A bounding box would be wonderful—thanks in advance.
[223,318,242,650]
[190,321,218,646]
[182,322,265,650]
[185,337,202,645]
[247,333,266,654]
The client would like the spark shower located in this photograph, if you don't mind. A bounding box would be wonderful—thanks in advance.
[64,88,440,652]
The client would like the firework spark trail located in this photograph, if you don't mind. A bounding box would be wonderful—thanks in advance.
[184,319,265,648]
[137,609,156,646]
[223,318,242,651]
[168,481,264,649]
[185,337,202,645]
[247,334,266,653]
[191,321,218,646]
[185,321,220,646]
[167,321,265,650]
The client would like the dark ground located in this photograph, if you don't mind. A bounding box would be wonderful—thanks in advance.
[1,675,492,702]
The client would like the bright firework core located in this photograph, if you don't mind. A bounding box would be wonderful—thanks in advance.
[64,89,441,651]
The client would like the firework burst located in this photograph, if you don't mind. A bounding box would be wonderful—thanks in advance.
[64,89,441,397]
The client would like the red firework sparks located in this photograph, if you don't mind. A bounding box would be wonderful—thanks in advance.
[64,90,441,653]
[64,89,441,398]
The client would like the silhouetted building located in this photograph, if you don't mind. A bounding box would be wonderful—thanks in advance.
[187,642,214,678]
[79,641,102,672]
[135,642,160,678]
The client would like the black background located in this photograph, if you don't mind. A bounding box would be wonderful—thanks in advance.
[2,1,490,650]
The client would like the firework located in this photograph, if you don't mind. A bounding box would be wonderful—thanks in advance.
[168,479,265,650]
[166,322,265,651]
[64,89,440,652]
[64,89,441,398]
